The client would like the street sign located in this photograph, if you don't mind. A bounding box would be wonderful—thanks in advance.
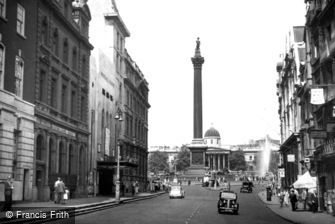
[311,88,325,105]
[287,154,295,162]
[278,168,285,178]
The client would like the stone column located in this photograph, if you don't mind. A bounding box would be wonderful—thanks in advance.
[191,38,205,139]
[218,154,221,171]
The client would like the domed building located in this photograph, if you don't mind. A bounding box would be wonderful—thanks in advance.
[204,126,230,172]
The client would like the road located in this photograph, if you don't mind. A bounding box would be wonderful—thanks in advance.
[75,184,291,224]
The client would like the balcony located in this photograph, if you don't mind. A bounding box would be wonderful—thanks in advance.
[315,139,335,158]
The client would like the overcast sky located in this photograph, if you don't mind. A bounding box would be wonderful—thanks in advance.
[115,0,306,147]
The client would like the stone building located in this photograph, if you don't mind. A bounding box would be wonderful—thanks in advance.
[33,0,93,201]
[88,0,149,196]
[276,26,306,188]
[203,127,230,172]
[0,0,37,201]
[304,0,335,210]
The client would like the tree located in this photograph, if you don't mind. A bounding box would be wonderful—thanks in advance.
[175,145,190,172]
[148,151,169,174]
[229,150,247,171]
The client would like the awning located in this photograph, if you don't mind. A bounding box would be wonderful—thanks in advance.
[293,171,316,189]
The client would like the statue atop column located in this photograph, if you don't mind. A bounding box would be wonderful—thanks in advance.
[195,37,201,57]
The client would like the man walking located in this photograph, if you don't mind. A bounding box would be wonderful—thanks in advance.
[4,176,14,211]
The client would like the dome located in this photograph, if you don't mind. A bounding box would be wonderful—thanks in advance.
[204,127,220,138]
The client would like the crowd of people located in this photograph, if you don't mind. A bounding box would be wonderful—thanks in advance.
[277,187,318,212]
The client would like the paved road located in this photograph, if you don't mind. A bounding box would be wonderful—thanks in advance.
[75,184,291,224]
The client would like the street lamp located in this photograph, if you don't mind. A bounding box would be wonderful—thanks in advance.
[114,111,123,203]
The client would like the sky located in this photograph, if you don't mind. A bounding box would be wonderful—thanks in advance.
[115,0,307,147]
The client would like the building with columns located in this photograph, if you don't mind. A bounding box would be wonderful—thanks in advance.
[204,127,230,172]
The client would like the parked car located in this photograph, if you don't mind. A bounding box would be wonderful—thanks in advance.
[240,181,253,193]
[169,185,185,199]
[217,191,239,214]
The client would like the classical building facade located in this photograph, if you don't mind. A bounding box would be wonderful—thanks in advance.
[0,0,37,201]
[203,127,230,172]
[32,0,93,201]
[88,0,149,196]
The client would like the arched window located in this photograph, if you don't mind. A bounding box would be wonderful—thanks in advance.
[82,55,86,77]
[36,135,44,161]
[59,141,66,174]
[49,138,56,174]
[69,144,76,175]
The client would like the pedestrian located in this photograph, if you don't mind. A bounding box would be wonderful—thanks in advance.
[283,189,289,207]
[135,181,139,194]
[278,190,284,208]
[54,177,61,203]
[301,189,307,210]
[131,182,135,196]
[57,179,66,204]
[310,189,318,213]
[63,187,69,203]
[289,189,298,211]
[3,176,14,211]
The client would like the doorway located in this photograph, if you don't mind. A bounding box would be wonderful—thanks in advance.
[22,169,29,200]
[36,169,44,201]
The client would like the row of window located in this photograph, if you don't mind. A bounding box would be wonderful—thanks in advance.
[38,69,87,121]
[126,88,147,120]
[102,88,113,101]
[42,16,88,77]
[36,135,86,177]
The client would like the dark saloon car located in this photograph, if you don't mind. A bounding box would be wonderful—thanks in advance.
[240,181,253,193]
[217,191,239,215]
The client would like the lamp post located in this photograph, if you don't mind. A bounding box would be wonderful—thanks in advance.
[114,111,123,203]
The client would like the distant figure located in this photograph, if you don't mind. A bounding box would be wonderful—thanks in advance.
[196,37,200,50]
[289,189,298,211]
[58,180,66,204]
[54,177,61,203]
[4,176,14,211]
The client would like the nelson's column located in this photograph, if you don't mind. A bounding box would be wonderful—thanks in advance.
[185,38,208,179]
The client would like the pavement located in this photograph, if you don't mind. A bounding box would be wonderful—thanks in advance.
[257,190,334,224]
[0,191,166,223]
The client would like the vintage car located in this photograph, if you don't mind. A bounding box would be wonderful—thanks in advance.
[169,185,185,199]
[240,181,253,193]
[217,191,239,214]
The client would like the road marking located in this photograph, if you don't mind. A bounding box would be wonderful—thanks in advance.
[185,203,202,224]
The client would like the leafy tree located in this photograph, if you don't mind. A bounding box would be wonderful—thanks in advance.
[148,151,169,174]
[229,150,247,171]
[175,145,190,172]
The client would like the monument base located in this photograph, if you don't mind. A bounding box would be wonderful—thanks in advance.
[182,139,208,180]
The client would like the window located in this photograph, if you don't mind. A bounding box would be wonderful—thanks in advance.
[50,77,57,108]
[49,138,56,174]
[61,84,67,113]
[82,55,86,77]
[69,144,76,175]
[14,55,24,98]
[52,29,59,56]
[59,142,67,174]
[16,4,25,36]
[72,47,77,70]
[0,43,4,89]
[63,39,69,64]
[39,70,46,102]
[102,88,105,95]
[81,95,86,121]
[71,89,76,118]
[0,0,6,18]
[41,16,48,45]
